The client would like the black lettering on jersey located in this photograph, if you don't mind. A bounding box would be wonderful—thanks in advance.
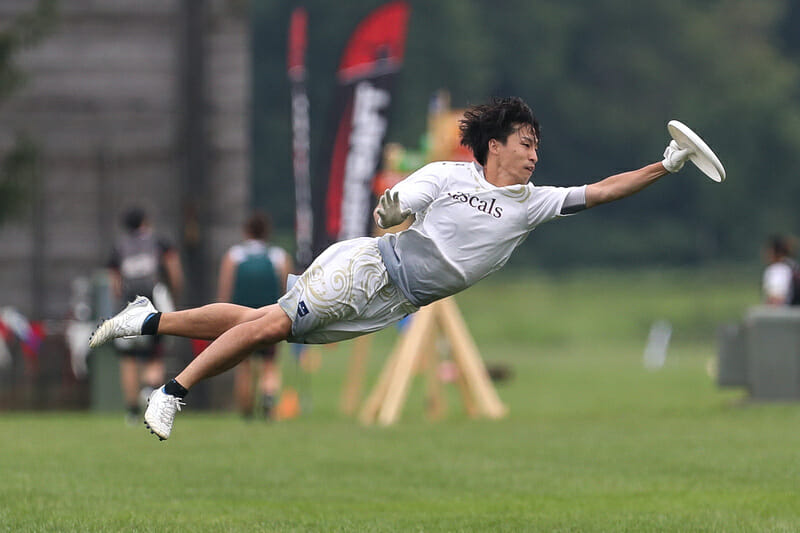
[447,191,504,218]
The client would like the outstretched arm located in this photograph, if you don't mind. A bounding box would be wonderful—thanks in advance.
[585,142,690,208]
[585,162,668,208]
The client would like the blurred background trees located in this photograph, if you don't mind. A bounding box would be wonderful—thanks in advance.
[252,0,800,268]
[3,0,798,269]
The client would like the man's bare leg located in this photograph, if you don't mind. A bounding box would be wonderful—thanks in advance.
[172,304,293,389]
[90,299,275,350]
[157,302,271,340]
[143,304,293,440]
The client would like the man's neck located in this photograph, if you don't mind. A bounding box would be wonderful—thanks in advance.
[483,161,519,187]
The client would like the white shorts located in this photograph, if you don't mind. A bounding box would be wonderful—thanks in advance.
[278,237,418,344]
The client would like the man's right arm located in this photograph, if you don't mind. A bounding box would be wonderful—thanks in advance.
[373,163,445,227]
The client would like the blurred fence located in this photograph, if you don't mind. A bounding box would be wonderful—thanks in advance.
[0,272,234,412]
[0,319,88,410]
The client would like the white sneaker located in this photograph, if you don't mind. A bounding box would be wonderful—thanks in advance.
[143,387,185,441]
[89,296,157,349]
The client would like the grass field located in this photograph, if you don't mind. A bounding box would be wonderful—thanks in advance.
[3,268,800,532]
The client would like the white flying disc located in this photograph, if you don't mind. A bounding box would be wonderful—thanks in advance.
[667,120,726,182]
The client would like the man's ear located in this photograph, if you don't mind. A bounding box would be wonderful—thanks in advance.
[488,138,499,154]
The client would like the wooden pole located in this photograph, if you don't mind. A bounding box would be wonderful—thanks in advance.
[452,355,479,418]
[436,298,507,418]
[359,297,508,425]
[359,335,404,424]
[339,334,371,415]
[375,305,437,425]
[423,332,446,421]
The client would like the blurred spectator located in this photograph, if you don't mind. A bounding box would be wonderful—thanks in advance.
[108,207,184,424]
[217,212,292,420]
[762,234,800,306]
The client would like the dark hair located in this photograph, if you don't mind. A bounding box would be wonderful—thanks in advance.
[459,96,540,165]
[122,207,146,233]
[769,235,792,258]
[244,212,271,241]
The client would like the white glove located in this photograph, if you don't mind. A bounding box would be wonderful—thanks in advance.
[662,140,692,173]
[375,189,411,229]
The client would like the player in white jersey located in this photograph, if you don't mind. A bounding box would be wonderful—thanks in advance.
[89,96,693,440]
[377,160,584,308]
[762,235,798,305]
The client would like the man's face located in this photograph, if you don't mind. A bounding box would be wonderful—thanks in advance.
[492,124,539,185]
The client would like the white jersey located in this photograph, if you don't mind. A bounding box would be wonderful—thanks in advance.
[763,261,793,304]
[228,240,290,273]
[377,161,585,306]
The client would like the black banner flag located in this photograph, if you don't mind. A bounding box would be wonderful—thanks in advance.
[287,7,314,268]
[313,1,411,254]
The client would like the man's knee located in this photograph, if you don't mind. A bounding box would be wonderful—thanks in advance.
[251,308,292,345]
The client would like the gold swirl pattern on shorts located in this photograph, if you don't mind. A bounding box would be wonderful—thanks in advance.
[278,237,419,343]
[304,264,335,316]
[305,268,349,321]
[359,255,387,301]
[301,240,386,323]
[377,282,396,302]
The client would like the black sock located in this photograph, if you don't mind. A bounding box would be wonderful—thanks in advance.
[141,312,161,335]
[164,378,188,398]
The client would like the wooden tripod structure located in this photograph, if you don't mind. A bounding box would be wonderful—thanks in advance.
[343,297,507,426]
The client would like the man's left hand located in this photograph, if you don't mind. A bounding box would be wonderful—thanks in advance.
[662,140,692,173]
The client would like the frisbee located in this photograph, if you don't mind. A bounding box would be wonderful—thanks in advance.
[667,120,726,182]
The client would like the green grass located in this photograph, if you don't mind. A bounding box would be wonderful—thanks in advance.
[4,268,800,532]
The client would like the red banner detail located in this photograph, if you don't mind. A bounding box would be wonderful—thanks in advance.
[338,1,410,82]
[325,100,354,238]
[287,7,308,79]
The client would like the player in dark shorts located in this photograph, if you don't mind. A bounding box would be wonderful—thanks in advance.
[217,213,292,419]
[108,207,183,424]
